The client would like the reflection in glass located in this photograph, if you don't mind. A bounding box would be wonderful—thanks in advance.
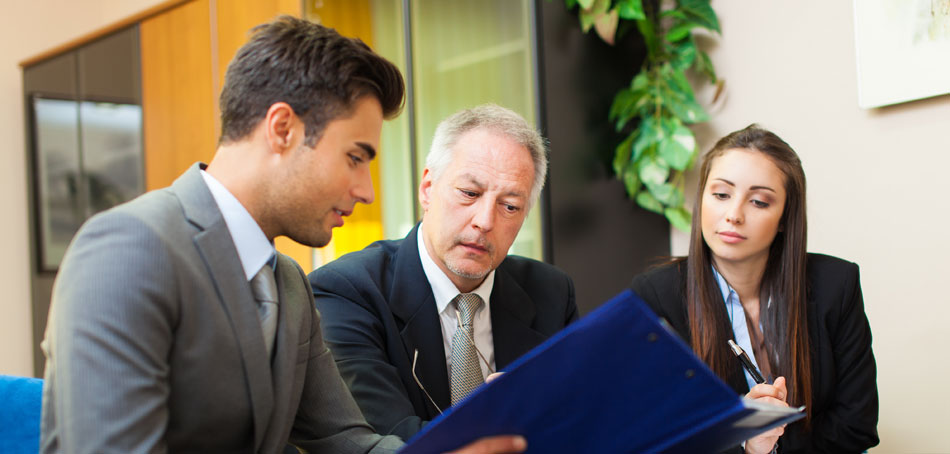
[32,97,144,270]
[80,101,144,215]
[33,98,83,270]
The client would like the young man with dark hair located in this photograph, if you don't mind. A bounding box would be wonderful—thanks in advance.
[40,16,525,454]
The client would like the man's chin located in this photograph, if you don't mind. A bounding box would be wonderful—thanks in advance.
[287,229,332,249]
[446,260,492,281]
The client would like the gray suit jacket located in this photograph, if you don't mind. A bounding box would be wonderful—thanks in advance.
[40,164,402,454]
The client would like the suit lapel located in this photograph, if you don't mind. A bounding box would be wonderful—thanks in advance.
[172,164,274,450]
[390,225,450,414]
[490,264,547,369]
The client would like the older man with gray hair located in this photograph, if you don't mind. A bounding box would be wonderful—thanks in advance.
[308,104,577,441]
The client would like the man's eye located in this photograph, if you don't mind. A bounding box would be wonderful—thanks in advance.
[349,154,364,165]
[459,189,478,198]
[503,203,520,213]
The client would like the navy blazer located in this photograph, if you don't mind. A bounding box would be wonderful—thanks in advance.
[630,253,879,454]
[308,224,578,441]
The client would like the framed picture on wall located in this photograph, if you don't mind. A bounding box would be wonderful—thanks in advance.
[854,0,950,108]
[29,95,144,272]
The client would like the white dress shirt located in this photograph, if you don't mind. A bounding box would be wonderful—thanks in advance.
[417,222,496,380]
[200,169,275,279]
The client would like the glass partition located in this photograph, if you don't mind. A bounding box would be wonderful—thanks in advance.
[306,0,543,263]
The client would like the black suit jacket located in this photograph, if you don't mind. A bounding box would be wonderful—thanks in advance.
[308,224,578,441]
[630,253,879,454]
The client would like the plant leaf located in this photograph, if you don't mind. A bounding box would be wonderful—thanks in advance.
[594,7,620,44]
[610,87,649,130]
[631,71,649,91]
[578,0,610,32]
[665,20,696,42]
[623,164,641,198]
[613,130,636,175]
[609,88,634,122]
[565,0,579,9]
[671,37,698,71]
[617,0,645,20]
[660,9,688,20]
[665,206,692,232]
[657,118,696,171]
[695,49,717,83]
[677,0,721,33]
[632,116,660,160]
[635,18,659,58]
[638,154,670,186]
[646,182,674,204]
[577,0,595,9]
[660,71,709,124]
[636,190,664,214]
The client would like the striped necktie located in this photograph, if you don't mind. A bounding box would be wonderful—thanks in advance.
[450,293,484,405]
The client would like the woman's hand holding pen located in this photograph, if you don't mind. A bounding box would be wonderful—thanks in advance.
[744,376,788,454]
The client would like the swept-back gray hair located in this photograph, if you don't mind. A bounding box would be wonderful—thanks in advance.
[425,104,548,208]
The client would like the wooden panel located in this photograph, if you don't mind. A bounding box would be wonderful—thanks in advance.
[141,0,216,190]
[308,0,384,264]
[216,0,310,270]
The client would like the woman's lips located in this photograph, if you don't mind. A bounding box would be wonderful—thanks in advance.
[717,231,746,244]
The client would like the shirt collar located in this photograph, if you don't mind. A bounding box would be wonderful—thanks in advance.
[200,170,275,280]
[417,222,494,315]
[711,264,737,304]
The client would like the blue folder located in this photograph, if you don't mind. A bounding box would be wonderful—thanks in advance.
[400,289,804,454]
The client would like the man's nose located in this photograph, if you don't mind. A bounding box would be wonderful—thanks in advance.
[471,198,495,232]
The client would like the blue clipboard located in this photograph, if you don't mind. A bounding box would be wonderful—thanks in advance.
[400,289,804,453]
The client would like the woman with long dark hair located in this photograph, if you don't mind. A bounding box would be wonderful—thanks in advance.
[631,125,878,453]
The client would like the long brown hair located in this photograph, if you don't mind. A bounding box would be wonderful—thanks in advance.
[685,124,812,423]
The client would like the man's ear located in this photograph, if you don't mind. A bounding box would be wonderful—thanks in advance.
[264,102,300,153]
[418,168,434,211]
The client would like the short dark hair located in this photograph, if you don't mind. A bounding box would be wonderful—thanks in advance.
[218,16,405,146]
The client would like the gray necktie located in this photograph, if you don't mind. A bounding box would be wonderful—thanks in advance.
[450,293,484,405]
[250,261,279,360]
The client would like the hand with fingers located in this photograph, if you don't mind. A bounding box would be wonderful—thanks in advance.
[446,435,527,454]
[744,376,789,454]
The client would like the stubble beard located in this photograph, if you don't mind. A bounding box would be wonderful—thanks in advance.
[445,236,496,281]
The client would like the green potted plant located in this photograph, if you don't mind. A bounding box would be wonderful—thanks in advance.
[564,0,721,231]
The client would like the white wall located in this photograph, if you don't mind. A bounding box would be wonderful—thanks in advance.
[671,2,950,452]
[0,0,165,376]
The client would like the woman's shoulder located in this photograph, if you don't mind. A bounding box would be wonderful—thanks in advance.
[631,259,685,283]
[805,253,863,315]
[806,252,860,280]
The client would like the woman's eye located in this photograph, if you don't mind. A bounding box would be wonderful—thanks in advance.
[751,199,770,208]
[712,192,729,200]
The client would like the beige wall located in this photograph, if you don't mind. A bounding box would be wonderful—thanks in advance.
[671,1,950,452]
[0,0,166,376]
